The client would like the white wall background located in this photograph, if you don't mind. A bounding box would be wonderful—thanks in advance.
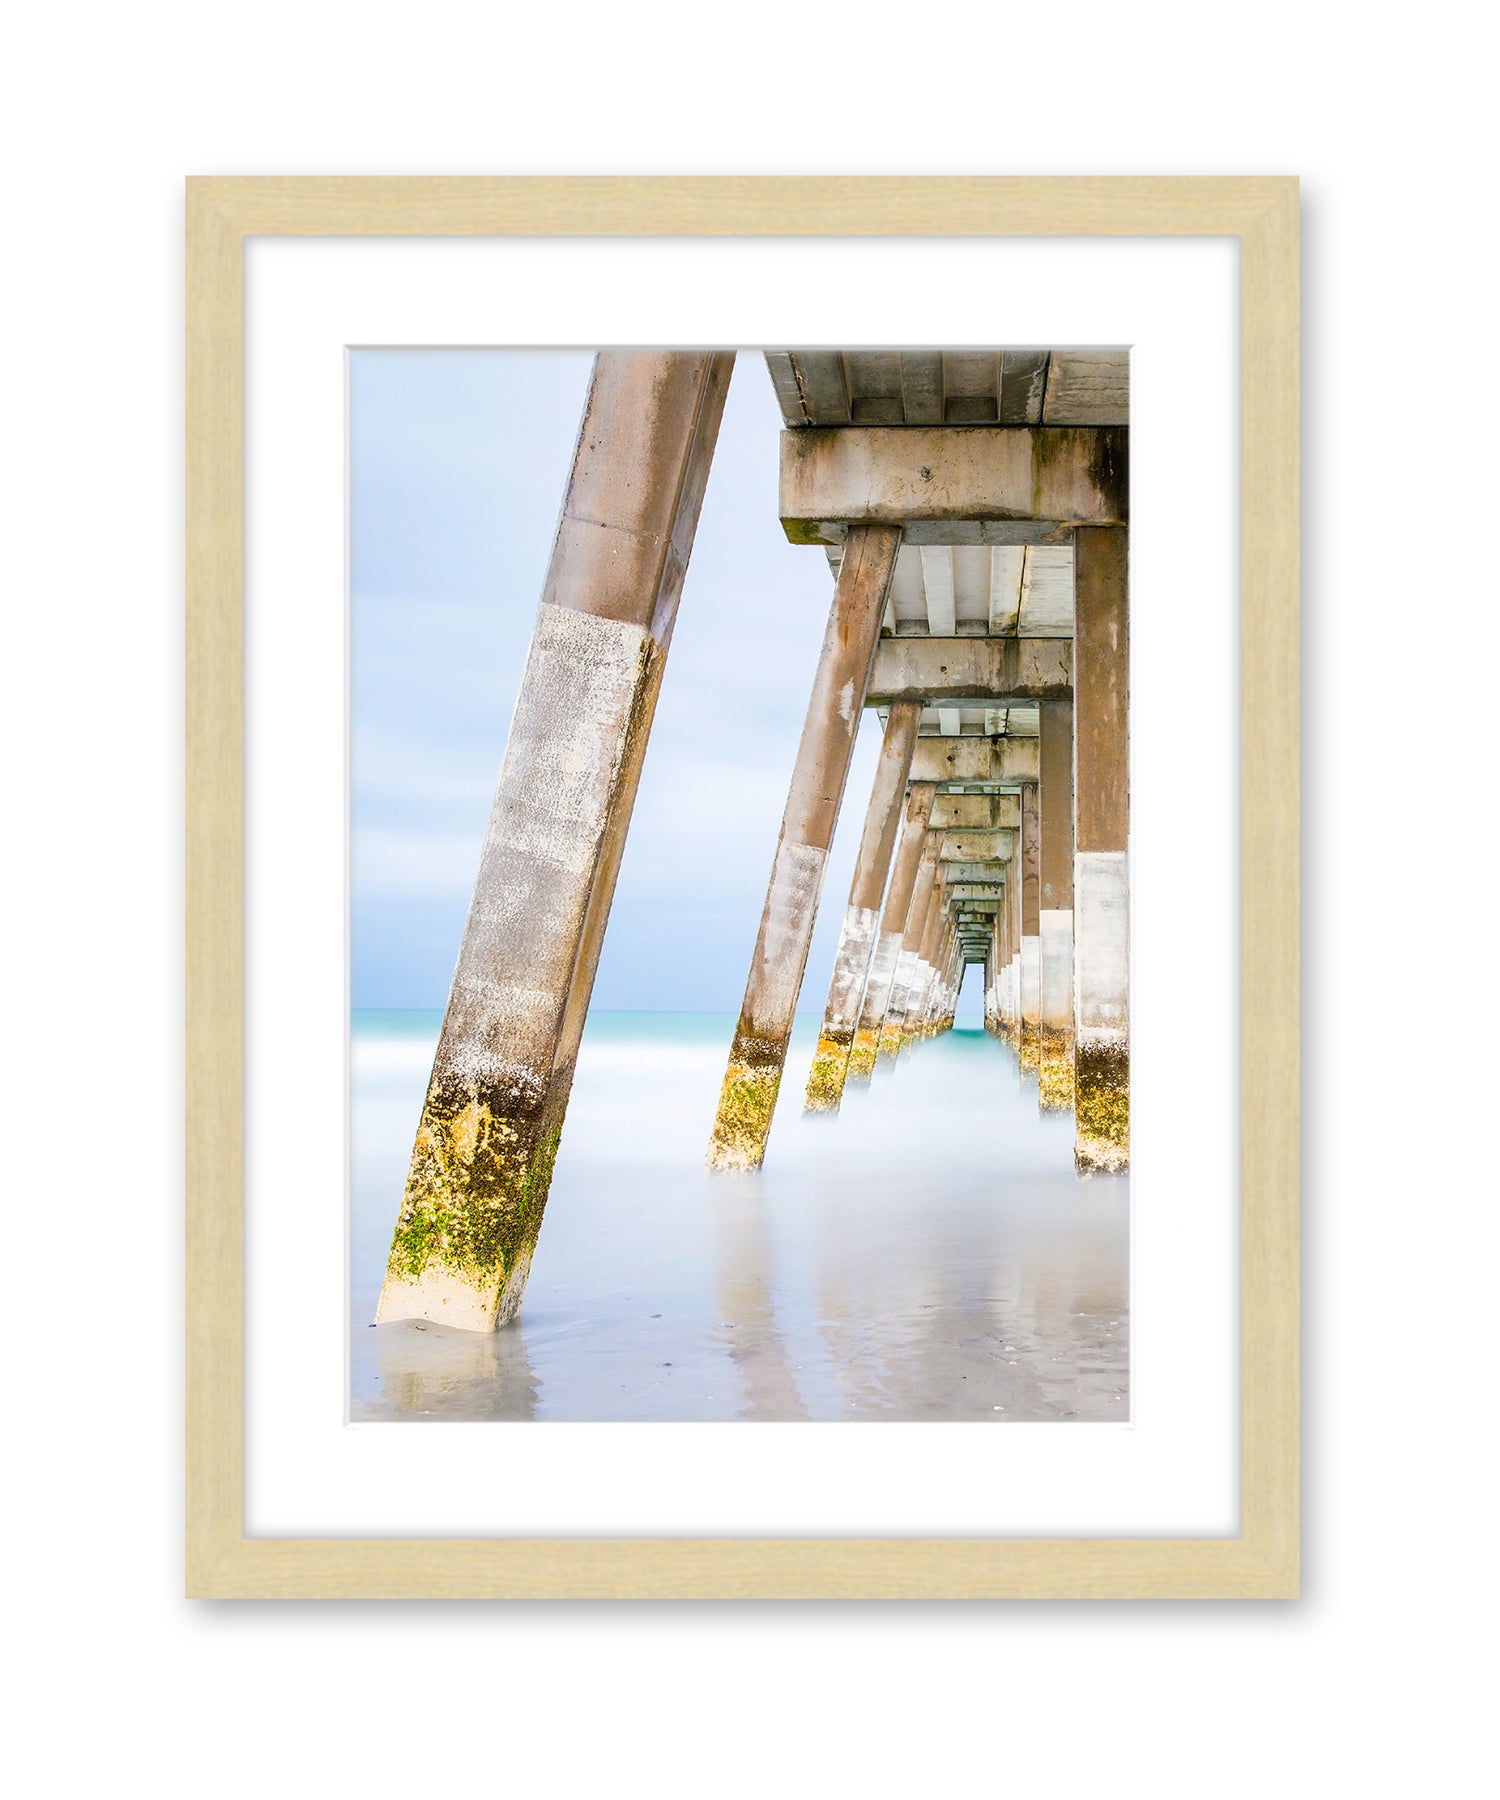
[3,5,1494,1795]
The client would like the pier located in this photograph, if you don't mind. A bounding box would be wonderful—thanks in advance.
[377,348,1128,1332]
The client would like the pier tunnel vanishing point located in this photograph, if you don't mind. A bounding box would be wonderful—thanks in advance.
[375,349,1129,1334]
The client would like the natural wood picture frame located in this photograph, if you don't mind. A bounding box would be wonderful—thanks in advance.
[186,175,1298,1599]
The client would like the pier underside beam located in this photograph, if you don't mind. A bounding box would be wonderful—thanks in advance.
[708,522,904,1170]
[805,700,921,1113]
[1073,526,1130,1172]
[779,425,1128,544]
[377,350,734,1331]
[867,637,1072,705]
[910,736,1039,786]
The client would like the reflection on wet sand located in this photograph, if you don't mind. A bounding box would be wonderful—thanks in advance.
[711,1188,810,1420]
[357,1316,541,1421]
[350,1012,1128,1423]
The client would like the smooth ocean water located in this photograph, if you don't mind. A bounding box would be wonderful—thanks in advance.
[351,1010,1129,1422]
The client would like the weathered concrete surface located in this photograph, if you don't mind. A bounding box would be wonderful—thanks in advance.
[1073,527,1130,1173]
[1075,527,1129,855]
[780,425,1128,542]
[378,350,734,1331]
[910,736,1040,785]
[709,523,903,1170]
[941,859,1009,884]
[904,889,945,1048]
[931,792,1020,831]
[1039,910,1075,1111]
[1074,854,1129,1171]
[938,828,1016,863]
[847,784,935,1082]
[805,700,920,1113]
[867,637,1072,704]
[1039,700,1076,1112]
[1018,783,1042,1069]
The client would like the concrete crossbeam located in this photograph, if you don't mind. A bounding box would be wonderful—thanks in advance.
[940,860,1008,883]
[930,792,1020,831]
[936,828,1015,862]
[909,736,1040,785]
[867,637,1071,705]
[780,426,1129,544]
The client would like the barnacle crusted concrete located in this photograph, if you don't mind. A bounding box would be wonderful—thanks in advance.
[1075,1038,1129,1172]
[804,1027,857,1113]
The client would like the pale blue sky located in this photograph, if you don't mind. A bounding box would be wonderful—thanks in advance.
[350,349,978,1015]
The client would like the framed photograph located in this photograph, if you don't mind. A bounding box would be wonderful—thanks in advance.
[187,177,1298,1598]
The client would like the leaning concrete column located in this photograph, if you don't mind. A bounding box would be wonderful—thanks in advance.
[1019,782,1042,1070]
[982,941,996,1034]
[931,915,955,1035]
[378,351,734,1329]
[804,700,921,1113]
[881,840,939,1058]
[995,879,1012,1038]
[937,935,960,1032]
[1038,699,1077,1112]
[981,936,992,1033]
[1073,525,1130,1172]
[926,923,951,1036]
[847,783,936,1081]
[1003,868,1021,1045]
[708,523,903,1169]
[905,889,945,1048]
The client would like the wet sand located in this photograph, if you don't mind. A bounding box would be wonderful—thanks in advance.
[350,1012,1129,1422]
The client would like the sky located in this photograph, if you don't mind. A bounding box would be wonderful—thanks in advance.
[350,348,982,1016]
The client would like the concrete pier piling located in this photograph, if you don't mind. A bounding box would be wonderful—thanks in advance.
[1038,698,1077,1111]
[881,842,939,1059]
[847,784,935,1082]
[377,351,734,1330]
[708,522,903,1170]
[805,700,921,1113]
[1072,525,1130,1172]
[1019,782,1042,1071]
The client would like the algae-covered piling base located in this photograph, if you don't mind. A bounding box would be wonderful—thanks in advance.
[1038,1028,1076,1113]
[804,1030,854,1114]
[1075,1042,1129,1173]
[707,1034,785,1171]
[377,1073,568,1331]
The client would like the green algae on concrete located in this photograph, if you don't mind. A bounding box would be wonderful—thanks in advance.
[1038,1028,1076,1113]
[381,1078,564,1327]
[845,1028,880,1084]
[707,1033,784,1171]
[1075,1044,1129,1172]
[804,1030,854,1114]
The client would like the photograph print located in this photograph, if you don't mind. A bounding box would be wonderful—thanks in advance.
[350,346,1130,1423]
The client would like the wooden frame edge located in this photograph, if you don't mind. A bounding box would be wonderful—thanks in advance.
[185,175,1300,1601]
